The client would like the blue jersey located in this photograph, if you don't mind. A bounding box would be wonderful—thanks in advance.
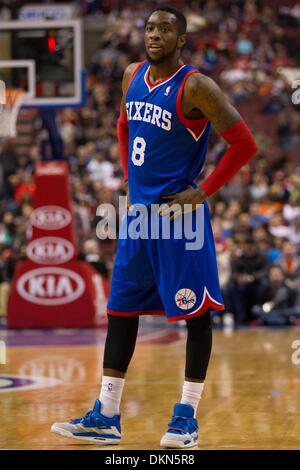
[126,60,211,206]
[107,61,225,322]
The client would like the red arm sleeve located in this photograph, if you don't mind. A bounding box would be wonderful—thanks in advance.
[199,120,258,197]
[117,108,129,181]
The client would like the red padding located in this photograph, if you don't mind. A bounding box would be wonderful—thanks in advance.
[117,108,129,180]
[200,120,258,196]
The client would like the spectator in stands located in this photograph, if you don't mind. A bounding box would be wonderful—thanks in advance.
[0,244,15,317]
[252,265,300,325]
[9,171,36,205]
[78,239,109,280]
[277,240,300,280]
[224,234,269,324]
[86,151,114,183]
[288,216,300,247]
[268,213,290,239]
[0,141,18,198]
[249,174,269,200]
[249,202,269,229]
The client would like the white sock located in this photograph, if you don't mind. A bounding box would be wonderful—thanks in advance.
[180,381,204,416]
[99,376,125,417]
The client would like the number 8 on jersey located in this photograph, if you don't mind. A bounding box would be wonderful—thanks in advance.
[131,136,146,166]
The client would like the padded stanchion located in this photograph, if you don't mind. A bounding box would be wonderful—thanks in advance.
[7,162,109,328]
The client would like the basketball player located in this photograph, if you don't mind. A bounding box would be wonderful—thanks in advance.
[52,6,257,448]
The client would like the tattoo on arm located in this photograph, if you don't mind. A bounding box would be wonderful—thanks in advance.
[187,75,241,132]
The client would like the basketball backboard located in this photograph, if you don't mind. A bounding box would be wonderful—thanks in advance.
[0,20,85,108]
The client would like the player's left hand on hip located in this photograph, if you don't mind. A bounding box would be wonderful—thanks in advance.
[159,186,208,221]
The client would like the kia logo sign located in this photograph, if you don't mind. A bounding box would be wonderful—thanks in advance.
[17,268,85,306]
[26,237,75,264]
[31,206,72,230]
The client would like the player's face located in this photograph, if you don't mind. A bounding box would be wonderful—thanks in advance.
[145,11,184,65]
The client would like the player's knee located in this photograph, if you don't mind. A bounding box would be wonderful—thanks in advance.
[107,314,139,333]
[185,309,212,338]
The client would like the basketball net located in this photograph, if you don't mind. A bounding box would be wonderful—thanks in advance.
[0,88,25,139]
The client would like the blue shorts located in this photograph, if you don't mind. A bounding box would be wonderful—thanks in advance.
[107,201,224,322]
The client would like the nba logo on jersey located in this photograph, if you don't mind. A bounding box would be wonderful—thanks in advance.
[175,289,197,310]
[164,86,172,96]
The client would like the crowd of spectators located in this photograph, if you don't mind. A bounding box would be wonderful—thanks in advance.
[1,0,300,325]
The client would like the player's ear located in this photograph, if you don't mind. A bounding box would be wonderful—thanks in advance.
[178,34,186,49]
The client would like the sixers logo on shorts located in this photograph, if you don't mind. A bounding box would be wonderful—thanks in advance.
[175,289,196,310]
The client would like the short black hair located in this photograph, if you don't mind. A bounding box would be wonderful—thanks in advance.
[147,5,187,35]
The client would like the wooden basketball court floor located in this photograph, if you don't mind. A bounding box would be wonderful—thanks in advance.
[0,321,300,450]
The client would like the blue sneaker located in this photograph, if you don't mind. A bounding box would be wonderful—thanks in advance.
[51,399,121,445]
[160,403,198,448]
